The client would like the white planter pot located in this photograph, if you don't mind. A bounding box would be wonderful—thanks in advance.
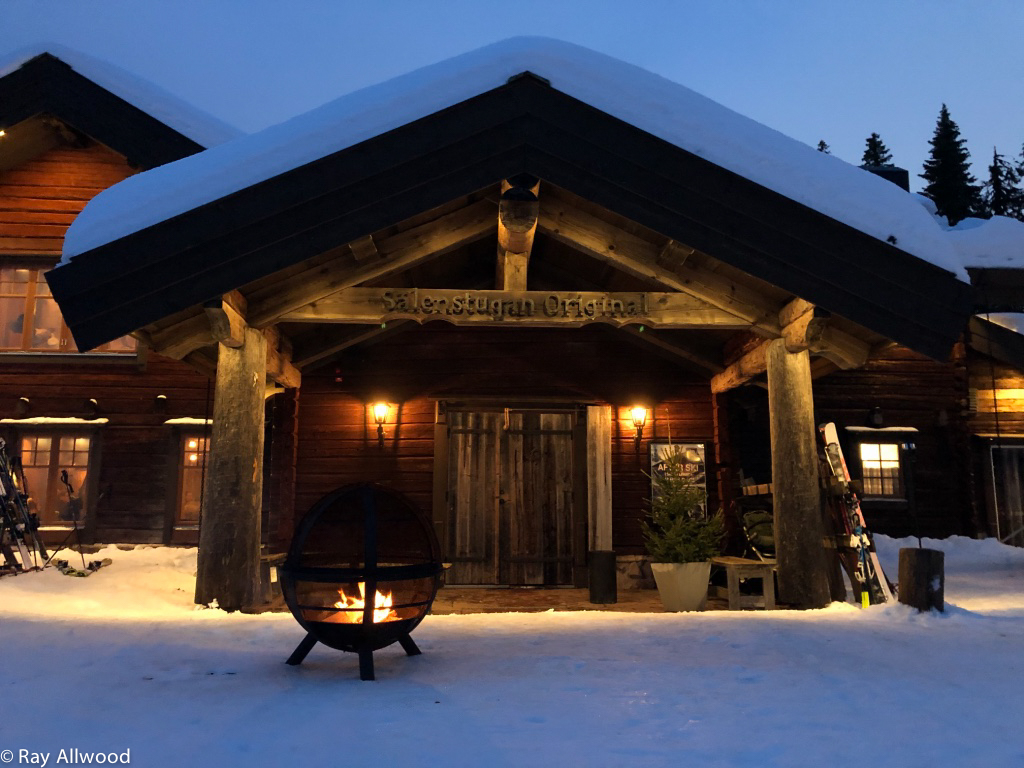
[651,561,712,612]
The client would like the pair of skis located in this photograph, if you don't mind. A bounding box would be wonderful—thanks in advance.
[818,423,893,606]
[0,438,49,575]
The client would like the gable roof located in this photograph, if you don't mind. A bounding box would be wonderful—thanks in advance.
[0,46,241,168]
[46,38,974,359]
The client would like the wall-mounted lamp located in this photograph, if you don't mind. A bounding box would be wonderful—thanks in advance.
[630,406,648,453]
[868,406,884,428]
[373,402,390,448]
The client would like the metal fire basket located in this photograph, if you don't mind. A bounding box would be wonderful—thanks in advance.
[280,483,442,680]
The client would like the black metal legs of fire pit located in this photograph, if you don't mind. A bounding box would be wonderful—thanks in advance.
[285,633,318,666]
[285,631,423,681]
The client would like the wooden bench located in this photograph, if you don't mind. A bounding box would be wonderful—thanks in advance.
[711,556,777,610]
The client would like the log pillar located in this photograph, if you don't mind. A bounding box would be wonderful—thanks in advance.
[195,325,268,611]
[766,338,831,608]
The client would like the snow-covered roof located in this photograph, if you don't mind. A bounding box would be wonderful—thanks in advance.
[0,44,241,148]
[946,216,1024,269]
[59,37,995,280]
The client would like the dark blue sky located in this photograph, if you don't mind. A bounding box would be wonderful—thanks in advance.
[3,0,1021,191]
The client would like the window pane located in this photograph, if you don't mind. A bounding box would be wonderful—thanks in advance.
[27,296,64,350]
[860,442,903,497]
[879,444,900,462]
[0,296,28,349]
[0,268,31,294]
[178,435,209,524]
[859,443,881,462]
[19,432,90,526]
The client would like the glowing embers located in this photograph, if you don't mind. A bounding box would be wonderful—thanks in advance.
[281,483,443,680]
[328,582,398,624]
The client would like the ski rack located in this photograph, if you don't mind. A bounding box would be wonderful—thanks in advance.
[0,438,49,575]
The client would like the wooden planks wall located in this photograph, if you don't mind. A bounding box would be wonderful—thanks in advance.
[293,323,715,556]
[813,344,973,537]
[0,355,212,543]
[0,142,135,254]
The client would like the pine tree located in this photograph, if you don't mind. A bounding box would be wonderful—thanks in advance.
[982,148,1024,220]
[816,140,831,154]
[920,104,983,225]
[861,132,893,166]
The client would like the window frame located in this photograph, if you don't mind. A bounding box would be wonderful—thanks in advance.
[174,430,210,530]
[10,426,100,536]
[0,262,137,356]
[844,426,918,508]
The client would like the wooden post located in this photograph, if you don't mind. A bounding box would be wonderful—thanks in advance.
[766,339,831,608]
[195,325,268,611]
[898,548,944,612]
[586,405,613,552]
[586,405,615,604]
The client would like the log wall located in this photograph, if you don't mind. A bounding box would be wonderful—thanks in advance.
[0,142,134,254]
[0,355,212,543]
[1,139,215,544]
[293,323,715,555]
[812,344,973,537]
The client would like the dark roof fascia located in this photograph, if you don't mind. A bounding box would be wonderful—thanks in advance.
[0,53,206,168]
[967,316,1024,370]
[967,267,1024,312]
[47,74,972,359]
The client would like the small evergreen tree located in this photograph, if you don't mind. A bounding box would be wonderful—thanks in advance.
[920,104,983,225]
[642,451,723,563]
[861,132,893,166]
[982,148,1024,220]
[816,140,831,154]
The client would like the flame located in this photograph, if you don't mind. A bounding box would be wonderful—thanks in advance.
[332,582,398,624]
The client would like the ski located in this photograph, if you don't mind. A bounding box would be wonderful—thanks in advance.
[0,438,47,574]
[818,422,894,606]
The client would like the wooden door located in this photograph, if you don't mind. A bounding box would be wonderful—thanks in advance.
[446,410,576,585]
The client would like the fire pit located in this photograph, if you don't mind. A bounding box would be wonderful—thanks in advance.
[280,483,442,680]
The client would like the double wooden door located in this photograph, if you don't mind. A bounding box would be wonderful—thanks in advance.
[445,409,577,585]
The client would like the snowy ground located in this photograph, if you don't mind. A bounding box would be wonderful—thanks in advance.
[2,537,1023,768]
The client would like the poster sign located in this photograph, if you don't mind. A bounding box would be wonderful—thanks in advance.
[649,442,707,515]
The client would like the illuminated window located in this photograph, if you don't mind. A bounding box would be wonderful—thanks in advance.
[858,442,903,497]
[176,434,209,525]
[1,267,135,353]
[19,433,92,526]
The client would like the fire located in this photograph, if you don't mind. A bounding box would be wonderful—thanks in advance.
[332,582,398,624]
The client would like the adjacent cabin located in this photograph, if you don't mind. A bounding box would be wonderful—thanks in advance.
[7,39,1024,610]
[0,48,238,544]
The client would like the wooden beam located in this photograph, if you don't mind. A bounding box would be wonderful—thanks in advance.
[263,326,301,389]
[496,182,539,290]
[537,203,779,334]
[148,312,215,359]
[712,298,872,391]
[203,299,245,348]
[245,199,495,327]
[766,339,831,608]
[282,288,752,328]
[711,341,769,393]
[349,235,378,261]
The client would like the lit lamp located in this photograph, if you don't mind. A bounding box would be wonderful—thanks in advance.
[630,406,648,453]
[373,402,389,448]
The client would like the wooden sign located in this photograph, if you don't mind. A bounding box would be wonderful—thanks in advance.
[282,288,751,328]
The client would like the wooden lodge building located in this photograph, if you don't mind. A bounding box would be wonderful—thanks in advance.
[4,40,1024,610]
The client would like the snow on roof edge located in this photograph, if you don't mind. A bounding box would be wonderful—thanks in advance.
[0,44,242,147]
[60,37,974,281]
